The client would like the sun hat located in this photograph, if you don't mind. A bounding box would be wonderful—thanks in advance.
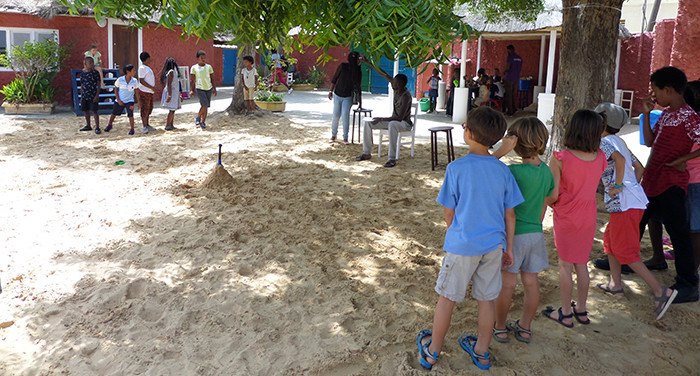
[594,102,629,130]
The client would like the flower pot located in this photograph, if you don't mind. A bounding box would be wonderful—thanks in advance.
[2,102,55,114]
[292,84,315,91]
[255,100,286,112]
[272,84,287,92]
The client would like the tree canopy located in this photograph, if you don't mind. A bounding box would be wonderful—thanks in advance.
[62,0,542,67]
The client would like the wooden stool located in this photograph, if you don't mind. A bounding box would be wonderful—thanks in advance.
[351,108,372,144]
[429,126,455,170]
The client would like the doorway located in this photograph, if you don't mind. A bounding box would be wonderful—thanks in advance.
[111,25,138,70]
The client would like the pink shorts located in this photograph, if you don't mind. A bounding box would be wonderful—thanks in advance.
[603,209,644,264]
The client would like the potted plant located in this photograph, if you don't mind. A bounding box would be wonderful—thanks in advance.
[292,66,326,90]
[254,90,286,112]
[0,35,70,114]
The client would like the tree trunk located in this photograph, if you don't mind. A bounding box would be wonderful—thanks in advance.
[225,43,256,115]
[551,0,624,153]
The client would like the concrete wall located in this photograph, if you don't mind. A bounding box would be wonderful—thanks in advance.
[670,0,700,80]
[290,44,351,89]
[618,33,654,116]
[0,13,221,106]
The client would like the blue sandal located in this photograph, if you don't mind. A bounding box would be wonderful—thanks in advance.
[458,334,491,370]
[417,330,438,370]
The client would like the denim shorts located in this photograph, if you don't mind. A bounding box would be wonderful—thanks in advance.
[434,247,503,302]
[504,232,549,274]
[687,183,700,232]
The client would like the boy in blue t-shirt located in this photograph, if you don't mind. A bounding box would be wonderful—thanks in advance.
[417,107,524,371]
[105,64,139,135]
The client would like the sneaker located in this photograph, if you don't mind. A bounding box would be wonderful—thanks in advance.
[195,117,201,126]
[672,286,699,304]
[287,88,294,95]
[128,129,135,135]
[643,260,668,270]
[329,136,337,143]
[384,160,397,168]
[104,124,113,132]
[200,122,206,129]
[164,125,177,131]
[94,127,102,134]
[79,125,92,131]
[146,125,156,132]
[142,126,149,134]
[343,139,350,145]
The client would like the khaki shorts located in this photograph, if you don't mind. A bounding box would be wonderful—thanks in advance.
[434,247,503,302]
[243,87,255,100]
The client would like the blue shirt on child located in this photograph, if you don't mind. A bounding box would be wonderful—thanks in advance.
[437,154,524,256]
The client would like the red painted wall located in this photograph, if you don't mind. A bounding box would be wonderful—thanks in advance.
[0,13,108,106]
[290,44,350,89]
[0,13,221,106]
[618,33,654,116]
[670,0,700,81]
[650,19,675,73]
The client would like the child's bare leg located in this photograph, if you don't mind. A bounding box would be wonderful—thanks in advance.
[573,263,590,314]
[426,295,455,365]
[494,271,517,337]
[128,116,134,131]
[607,254,624,290]
[628,261,665,297]
[84,112,91,127]
[475,299,495,366]
[93,111,100,128]
[556,260,575,325]
[646,219,666,264]
[108,114,116,125]
[167,111,174,127]
[201,106,209,123]
[519,272,540,338]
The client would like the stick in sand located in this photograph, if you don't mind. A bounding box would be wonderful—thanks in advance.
[218,144,222,166]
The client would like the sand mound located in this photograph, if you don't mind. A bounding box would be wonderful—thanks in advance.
[201,164,235,189]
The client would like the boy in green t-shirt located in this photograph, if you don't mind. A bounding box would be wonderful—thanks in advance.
[189,50,217,129]
[492,117,555,343]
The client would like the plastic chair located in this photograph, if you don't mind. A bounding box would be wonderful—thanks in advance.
[377,103,419,159]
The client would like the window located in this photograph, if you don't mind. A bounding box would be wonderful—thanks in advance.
[0,28,59,69]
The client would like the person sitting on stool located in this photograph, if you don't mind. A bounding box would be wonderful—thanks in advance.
[356,61,413,168]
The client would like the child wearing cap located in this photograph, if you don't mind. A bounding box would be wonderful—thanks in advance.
[595,102,677,320]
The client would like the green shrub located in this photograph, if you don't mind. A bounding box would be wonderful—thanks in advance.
[0,34,70,103]
[294,66,326,88]
[255,90,284,102]
[0,78,27,103]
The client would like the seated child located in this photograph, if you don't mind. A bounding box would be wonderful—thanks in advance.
[492,117,554,343]
[417,107,523,371]
[473,76,492,107]
[595,102,677,319]
[493,76,505,100]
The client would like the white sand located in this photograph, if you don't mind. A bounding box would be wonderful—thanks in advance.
[0,108,698,375]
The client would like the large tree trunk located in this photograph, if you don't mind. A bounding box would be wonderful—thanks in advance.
[226,43,256,115]
[551,0,625,152]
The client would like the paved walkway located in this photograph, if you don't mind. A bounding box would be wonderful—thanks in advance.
[3,86,650,162]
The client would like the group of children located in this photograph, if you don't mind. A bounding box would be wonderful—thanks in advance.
[418,66,700,371]
[78,45,217,135]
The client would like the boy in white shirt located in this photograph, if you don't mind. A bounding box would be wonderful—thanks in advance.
[138,52,156,134]
[105,64,139,135]
[241,55,258,117]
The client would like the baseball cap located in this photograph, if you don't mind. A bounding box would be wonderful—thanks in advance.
[594,102,629,130]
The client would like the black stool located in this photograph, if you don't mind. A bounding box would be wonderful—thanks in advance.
[352,108,372,144]
[429,126,455,170]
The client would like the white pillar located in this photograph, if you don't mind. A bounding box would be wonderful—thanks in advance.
[545,30,557,94]
[614,38,621,91]
[389,54,399,104]
[453,41,469,124]
[538,35,546,86]
[476,36,482,76]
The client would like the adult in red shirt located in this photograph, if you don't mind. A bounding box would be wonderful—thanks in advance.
[640,67,700,304]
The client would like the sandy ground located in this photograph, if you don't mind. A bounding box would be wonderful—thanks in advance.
[0,99,698,376]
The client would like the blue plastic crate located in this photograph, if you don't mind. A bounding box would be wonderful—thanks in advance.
[639,110,663,144]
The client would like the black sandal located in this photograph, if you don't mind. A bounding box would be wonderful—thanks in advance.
[571,301,590,325]
[541,306,574,328]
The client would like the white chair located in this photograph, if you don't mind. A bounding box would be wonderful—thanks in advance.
[377,103,419,159]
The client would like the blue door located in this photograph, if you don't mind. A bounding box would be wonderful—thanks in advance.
[369,56,416,96]
[222,48,238,85]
